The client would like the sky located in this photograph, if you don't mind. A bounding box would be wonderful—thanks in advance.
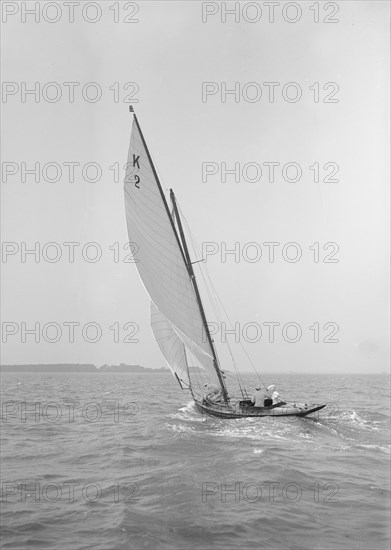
[1,1,389,373]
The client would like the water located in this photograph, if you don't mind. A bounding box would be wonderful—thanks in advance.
[1,372,390,550]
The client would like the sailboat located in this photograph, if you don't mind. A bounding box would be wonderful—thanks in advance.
[124,107,326,419]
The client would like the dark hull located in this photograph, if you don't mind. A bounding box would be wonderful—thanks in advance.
[195,400,326,419]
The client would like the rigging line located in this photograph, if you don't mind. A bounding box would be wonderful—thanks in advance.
[183,344,195,398]
[177,204,248,399]
[177,203,269,394]
[170,190,229,404]
[194,254,247,400]
[207,281,268,392]
[182,218,241,366]
[189,224,264,388]
[185,340,209,399]
[189,349,202,394]
[189,231,245,393]
[187,345,201,393]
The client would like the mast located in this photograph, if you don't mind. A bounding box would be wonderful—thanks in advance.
[170,189,229,404]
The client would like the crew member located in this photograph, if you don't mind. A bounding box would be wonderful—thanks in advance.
[272,391,282,404]
[204,383,222,402]
[251,387,265,407]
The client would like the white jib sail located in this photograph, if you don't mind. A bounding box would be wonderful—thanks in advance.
[150,302,190,385]
[150,301,217,386]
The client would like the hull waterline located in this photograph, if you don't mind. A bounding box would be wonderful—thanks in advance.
[195,400,326,419]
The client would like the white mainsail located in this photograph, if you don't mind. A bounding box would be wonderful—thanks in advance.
[124,113,221,389]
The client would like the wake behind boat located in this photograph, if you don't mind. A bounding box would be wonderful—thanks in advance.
[123,107,325,419]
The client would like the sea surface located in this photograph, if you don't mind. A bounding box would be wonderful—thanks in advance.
[1,372,390,550]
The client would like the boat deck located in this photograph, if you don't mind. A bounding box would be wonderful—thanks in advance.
[195,398,326,419]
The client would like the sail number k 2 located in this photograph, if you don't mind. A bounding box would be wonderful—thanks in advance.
[124,154,141,189]
[133,154,140,189]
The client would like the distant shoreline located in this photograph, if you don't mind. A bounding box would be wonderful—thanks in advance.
[0,365,386,375]
[0,364,170,373]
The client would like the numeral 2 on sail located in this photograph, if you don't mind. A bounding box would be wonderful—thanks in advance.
[133,154,140,188]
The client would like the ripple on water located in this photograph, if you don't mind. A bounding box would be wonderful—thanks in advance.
[1,372,389,550]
